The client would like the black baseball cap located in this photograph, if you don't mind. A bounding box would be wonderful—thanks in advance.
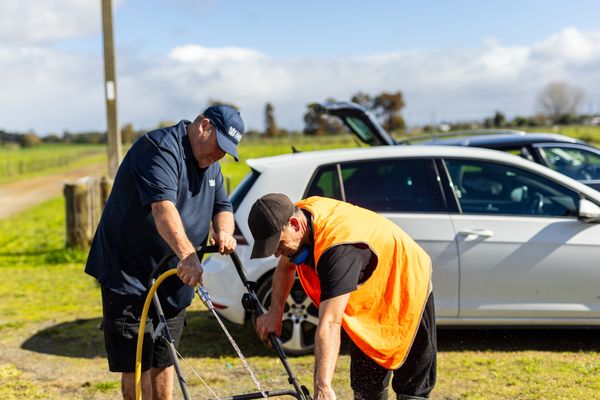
[248,193,295,259]
[203,105,245,161]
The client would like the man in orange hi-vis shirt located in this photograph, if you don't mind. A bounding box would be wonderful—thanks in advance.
[248,193,436,400]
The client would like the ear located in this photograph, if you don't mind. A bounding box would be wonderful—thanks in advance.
[200,117,211,131]
[289,216,300,231]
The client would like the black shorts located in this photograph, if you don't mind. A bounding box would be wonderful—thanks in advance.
[350,293,437,399]
[101,287,186,373]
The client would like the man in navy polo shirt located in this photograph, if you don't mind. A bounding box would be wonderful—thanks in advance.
[85,105,245,400]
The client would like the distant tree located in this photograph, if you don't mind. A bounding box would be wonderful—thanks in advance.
[373,91,406,132]
[421,125,435,133]
[351,92,373,109]
[158,120,176,128]
[527,114,547,127]
[20,131,42,148]
[241,129,258,138]
[493,111,506,127]
[1,130,21,145]
[512,116,528,127]
[303,102,345,136]
[536,81,585,123]
[121,123,136,144]
[72,131,105,144]
[264,102,279,137]
[303,103,324,136]
[42,134,62,143]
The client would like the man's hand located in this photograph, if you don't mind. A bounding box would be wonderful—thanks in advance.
[176,252,203,286]
[256,311,283,345]
[210,230,237,254]
[314,385,336,400]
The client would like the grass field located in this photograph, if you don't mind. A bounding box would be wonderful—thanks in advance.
[0,190,598,399]
[1,129,600,398]
[219,134,361,189]
[2,124,599,188]
[0,144,105,185]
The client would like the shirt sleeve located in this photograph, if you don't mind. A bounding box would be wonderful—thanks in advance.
[316,243,375,302]
[211,164,233,216]
[130,135,180,207]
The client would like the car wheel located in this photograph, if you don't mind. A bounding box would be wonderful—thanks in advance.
[254,275,319,355]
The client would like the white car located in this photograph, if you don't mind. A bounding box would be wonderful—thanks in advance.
[203,145,600,355]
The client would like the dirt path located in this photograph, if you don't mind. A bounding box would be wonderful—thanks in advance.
[0,163,107,219]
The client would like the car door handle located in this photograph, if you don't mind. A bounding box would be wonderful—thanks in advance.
[458,229,494,241]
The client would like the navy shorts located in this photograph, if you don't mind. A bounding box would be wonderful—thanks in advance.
[350,293,437,399]
[101,287,186,373]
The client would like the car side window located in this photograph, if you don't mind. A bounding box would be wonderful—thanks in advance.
[338,158,445,212]
[537,146,600,180]
[305,165,343,200]
[444,159,580,217]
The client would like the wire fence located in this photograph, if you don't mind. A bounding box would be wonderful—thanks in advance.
[0,149,102,178]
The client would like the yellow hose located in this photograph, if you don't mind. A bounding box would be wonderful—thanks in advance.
[135,268,179,400]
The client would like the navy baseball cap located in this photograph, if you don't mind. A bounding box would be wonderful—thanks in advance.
[204,105,245,161]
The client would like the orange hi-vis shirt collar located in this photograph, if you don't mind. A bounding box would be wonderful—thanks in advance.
[295,197,432,369]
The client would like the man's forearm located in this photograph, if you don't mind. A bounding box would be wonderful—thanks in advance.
[314,319,341,395]
[313,293,350,399]
[151,201,195,259]
[212,210,235,236]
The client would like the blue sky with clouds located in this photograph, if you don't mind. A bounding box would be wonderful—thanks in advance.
[2,0,600,134]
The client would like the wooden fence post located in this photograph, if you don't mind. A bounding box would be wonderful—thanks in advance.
[100,176,113,208]
[64,176,105,249]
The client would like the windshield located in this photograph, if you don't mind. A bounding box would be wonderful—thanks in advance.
[230,169,260,212]
[538,146,600,181]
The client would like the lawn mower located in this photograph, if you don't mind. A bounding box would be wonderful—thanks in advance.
[134,245,313,400]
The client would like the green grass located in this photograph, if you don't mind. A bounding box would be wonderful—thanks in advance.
[525,125,600,145]
[1,135,599,398]
[0,364,45,399]
[220,134,367,189]
[0,144,106,185]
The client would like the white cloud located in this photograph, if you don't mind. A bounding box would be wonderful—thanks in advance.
[0,0,123,45]
[0,44,104,133]
[1,27,600,134]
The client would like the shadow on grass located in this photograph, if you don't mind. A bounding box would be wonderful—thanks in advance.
[21,313,600,358]
[20,310,271,358]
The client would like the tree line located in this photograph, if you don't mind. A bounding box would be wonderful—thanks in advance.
[1,81,596,148]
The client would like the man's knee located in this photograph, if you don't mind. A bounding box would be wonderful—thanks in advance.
[122,371,152,400]
[151,366,175,400]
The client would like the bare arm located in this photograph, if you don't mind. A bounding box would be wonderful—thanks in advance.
[313,293,351,400]
[256,256,297,341]
[151,200,202,286]
[210,210,236,254]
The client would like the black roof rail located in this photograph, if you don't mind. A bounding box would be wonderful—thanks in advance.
[397,129,527,144]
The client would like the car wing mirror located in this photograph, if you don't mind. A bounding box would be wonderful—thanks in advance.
[578,198,600,223]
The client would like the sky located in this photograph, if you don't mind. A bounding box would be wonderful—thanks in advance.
[1,0,600,134]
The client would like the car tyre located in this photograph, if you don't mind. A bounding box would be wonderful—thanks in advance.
[253,274,319,355]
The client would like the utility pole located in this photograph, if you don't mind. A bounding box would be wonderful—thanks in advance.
[101,0,122,178]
